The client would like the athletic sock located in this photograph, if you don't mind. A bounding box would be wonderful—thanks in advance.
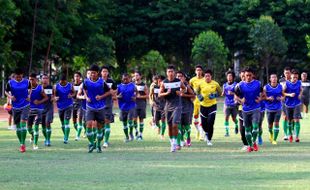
[123,121,129,138]
[46,126,52,142]
[97,127,104,147]
[283,120,288,136]
[184,124,191,140]
[234,119,239,129]
[177,125,182,146]
[273,124,279,141]
[128,120,133,136]
[73,123,78,131]
[64,119,70,141]
[20,121,27,145]
[104,123,111,143]
[252,123,259,142]
[139,122,144,135]
[77,122,83,138]
[224,121,229,134]
[86,127,94,145]
[133,120,138,135]
[288,122,293,136]
[245,127,253,147]
[33,124,39,145]
[295,121,300,138]
[42,124,47,139]
[161,122,166,135]
[16,123,22,144]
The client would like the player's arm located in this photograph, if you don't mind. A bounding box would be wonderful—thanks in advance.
[36,87,48,105]
[96,82,112,100]
[4,82,14,101]
[158,82,170,97]
[68,84,76,98]
[234,83,245,104]
[149,83,155,104]
[216,82,222,96]
[137,85,149,99]
[180,84,195,98]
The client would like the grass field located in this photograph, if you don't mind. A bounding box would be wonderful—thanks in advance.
[0,102,310,190]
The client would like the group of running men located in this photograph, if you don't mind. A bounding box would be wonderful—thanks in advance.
[4,64,310,153]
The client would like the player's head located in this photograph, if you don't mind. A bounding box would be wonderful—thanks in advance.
[74,71,82,83]
[86,69,91,79]
[269,73,278,84]
[239,69,245,81]
[152,75,159,83]
[283,66,291,80]
[291,69,299,83]
[122,73,130,84]
[166,65,176,79]
[158,75,165,83]
[195,65,203,77]
[134,71,142,81]
[101,66,110,79]
[226,71,235,82]
[301,72,307,81]
[204,69,213,82]
[244,67,254,82]
[89,64,100,80]
[41,74,49,85]
[60,73,67,82]
[29,73,38,86]
[14,68,24,82]
[176,71,185,82]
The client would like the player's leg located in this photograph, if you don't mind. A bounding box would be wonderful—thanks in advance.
[171,108,181,152]
[33,110,42,149]
[120,110,129,142]
[258,111,264,145]
[85,109,95,152]
[252,110,260,151]
[193,101,201,140]
[224,106,230,137]
[273,110,281,144]
[231,107,239,134]
[243,111,254,152]
[27,113,35,143]
[282,105,288,140]
[294,106,302,142]
[63,107,72,143]
[72,105,78,132]
[76,108,83,140]
[138,108,146,140]
[205,105,216,145]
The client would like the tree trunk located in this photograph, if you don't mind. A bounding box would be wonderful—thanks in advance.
[29,0,39,75]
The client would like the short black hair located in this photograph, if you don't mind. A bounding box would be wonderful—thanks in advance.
[74,71,82,77]
[159,75,165,80]
[30,73,37,78]
[226,71,235,78]
[284,66,291,71]
[176,71,185,76]
[134,70,142,76]
[152,75,159,81]
[291,69,299,75]
[244,67,254,74]
[205,69,213,75]
[101,65,110,73]
[167,65,175,71]
[122,73,130,78]
[89,64,100,72]
[60,74,67,81]
[195,65,203,70]
[15,68,23,75]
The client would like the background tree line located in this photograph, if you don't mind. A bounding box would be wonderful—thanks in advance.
[1,0,310,84]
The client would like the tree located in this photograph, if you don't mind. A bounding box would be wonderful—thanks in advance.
[306,35,310,58]
[192,30,229,79]
[249,15,288,82]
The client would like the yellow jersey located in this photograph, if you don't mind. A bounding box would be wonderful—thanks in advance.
[189,76,204,104]
[197,80,222,107]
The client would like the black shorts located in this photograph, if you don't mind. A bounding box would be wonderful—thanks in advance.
[12,106,30,124]
[104,106,114,123]
[72,102,81,119]
[181,112,191,126]
[267,110,281,124]
[166,107,182,126]
[154,109,165,122]
[132,108,146,119]
[286,106,302,120]
[86,107,105,122]
[243,109,260,128]
[301,96,309,107]
[58,106,73,121]
[42,105,54,124]
[224,106,237,118]
[28,109,43,126]
[120,108,135,121]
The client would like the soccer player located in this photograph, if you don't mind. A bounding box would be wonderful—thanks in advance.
[131,71,149,141]
[76,77,87,140]
[41,74,54,146]
[5,68,31,152]
[279,67,291,140]
[176,71,195,148]
[159,65,186,152]
[55,74,75,144]
[117,73,137,142]
[27,73,48,150]
[301,72,310,118]
[84,64,111,153]
[72,72,83,141]
[149,75,166,139]
[235,67,262,152]
[189,65,205,140]
[257,100,265,145]
[101,66,117,148]
[5,73,15,130]
[222,71,238,137]
[263,73,283,145]
[195,69,222,146]
[283,69,302,143]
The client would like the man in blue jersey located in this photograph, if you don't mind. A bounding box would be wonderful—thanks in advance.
[283,69,302,143]
[28,73,48,150]
[84,65,111,153]
[41,74,54,146]
[263,74,283,145]
[54,74,75,144]
[5,68,31,152]
[235,67,262,152]
[222,71,238,137]
[117,73,137,142]
[101,66,117,148]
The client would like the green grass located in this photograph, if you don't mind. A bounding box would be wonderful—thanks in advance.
[0,102,310,190]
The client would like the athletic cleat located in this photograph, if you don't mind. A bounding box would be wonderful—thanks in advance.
[33,145,38,150]
[289,135,293,143]
[88,144,95,153]
[135,130,139,138]
[269,133,274,143]
[20,145,26,153]
[186,138,191,147]
[129,133,134,141]
[160,135,165,140]
[234,127,238,134]
[272,140,277,145]
[124,138,130,143]
[44,140,48,146]
[29,137,34,144]
[103,142,109,148]
[295,137,300,143]
[96,146,102,153]
[247,146,253,152]
[224,133,230,137]
[258,136,263,145]
[241,146,248,151]
[170,145,176,152]
[253,143,259,151]
[180,141,185,147]
[207,140,213,146]
[137,135,143,141]
[283,136,288,141]
[64,140,68,144]
[176,145,181,150]
[75,137,80,141]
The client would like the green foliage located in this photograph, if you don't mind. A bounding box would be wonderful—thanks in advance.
[306,34,310,58]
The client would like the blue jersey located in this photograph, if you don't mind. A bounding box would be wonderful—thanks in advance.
[285,80,302,108]
[8,79,30,109]
[265,84,282,111]
[260,100,265,112]
[117,82,136,111]
[239,80,261,112]
[84,78,108,110]
[223,82,237,107]
[56,82,73,110]
[30,85,44,110]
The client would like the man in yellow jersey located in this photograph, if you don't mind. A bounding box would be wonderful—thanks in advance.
[195,69,222,146]
[189,65,205,140]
